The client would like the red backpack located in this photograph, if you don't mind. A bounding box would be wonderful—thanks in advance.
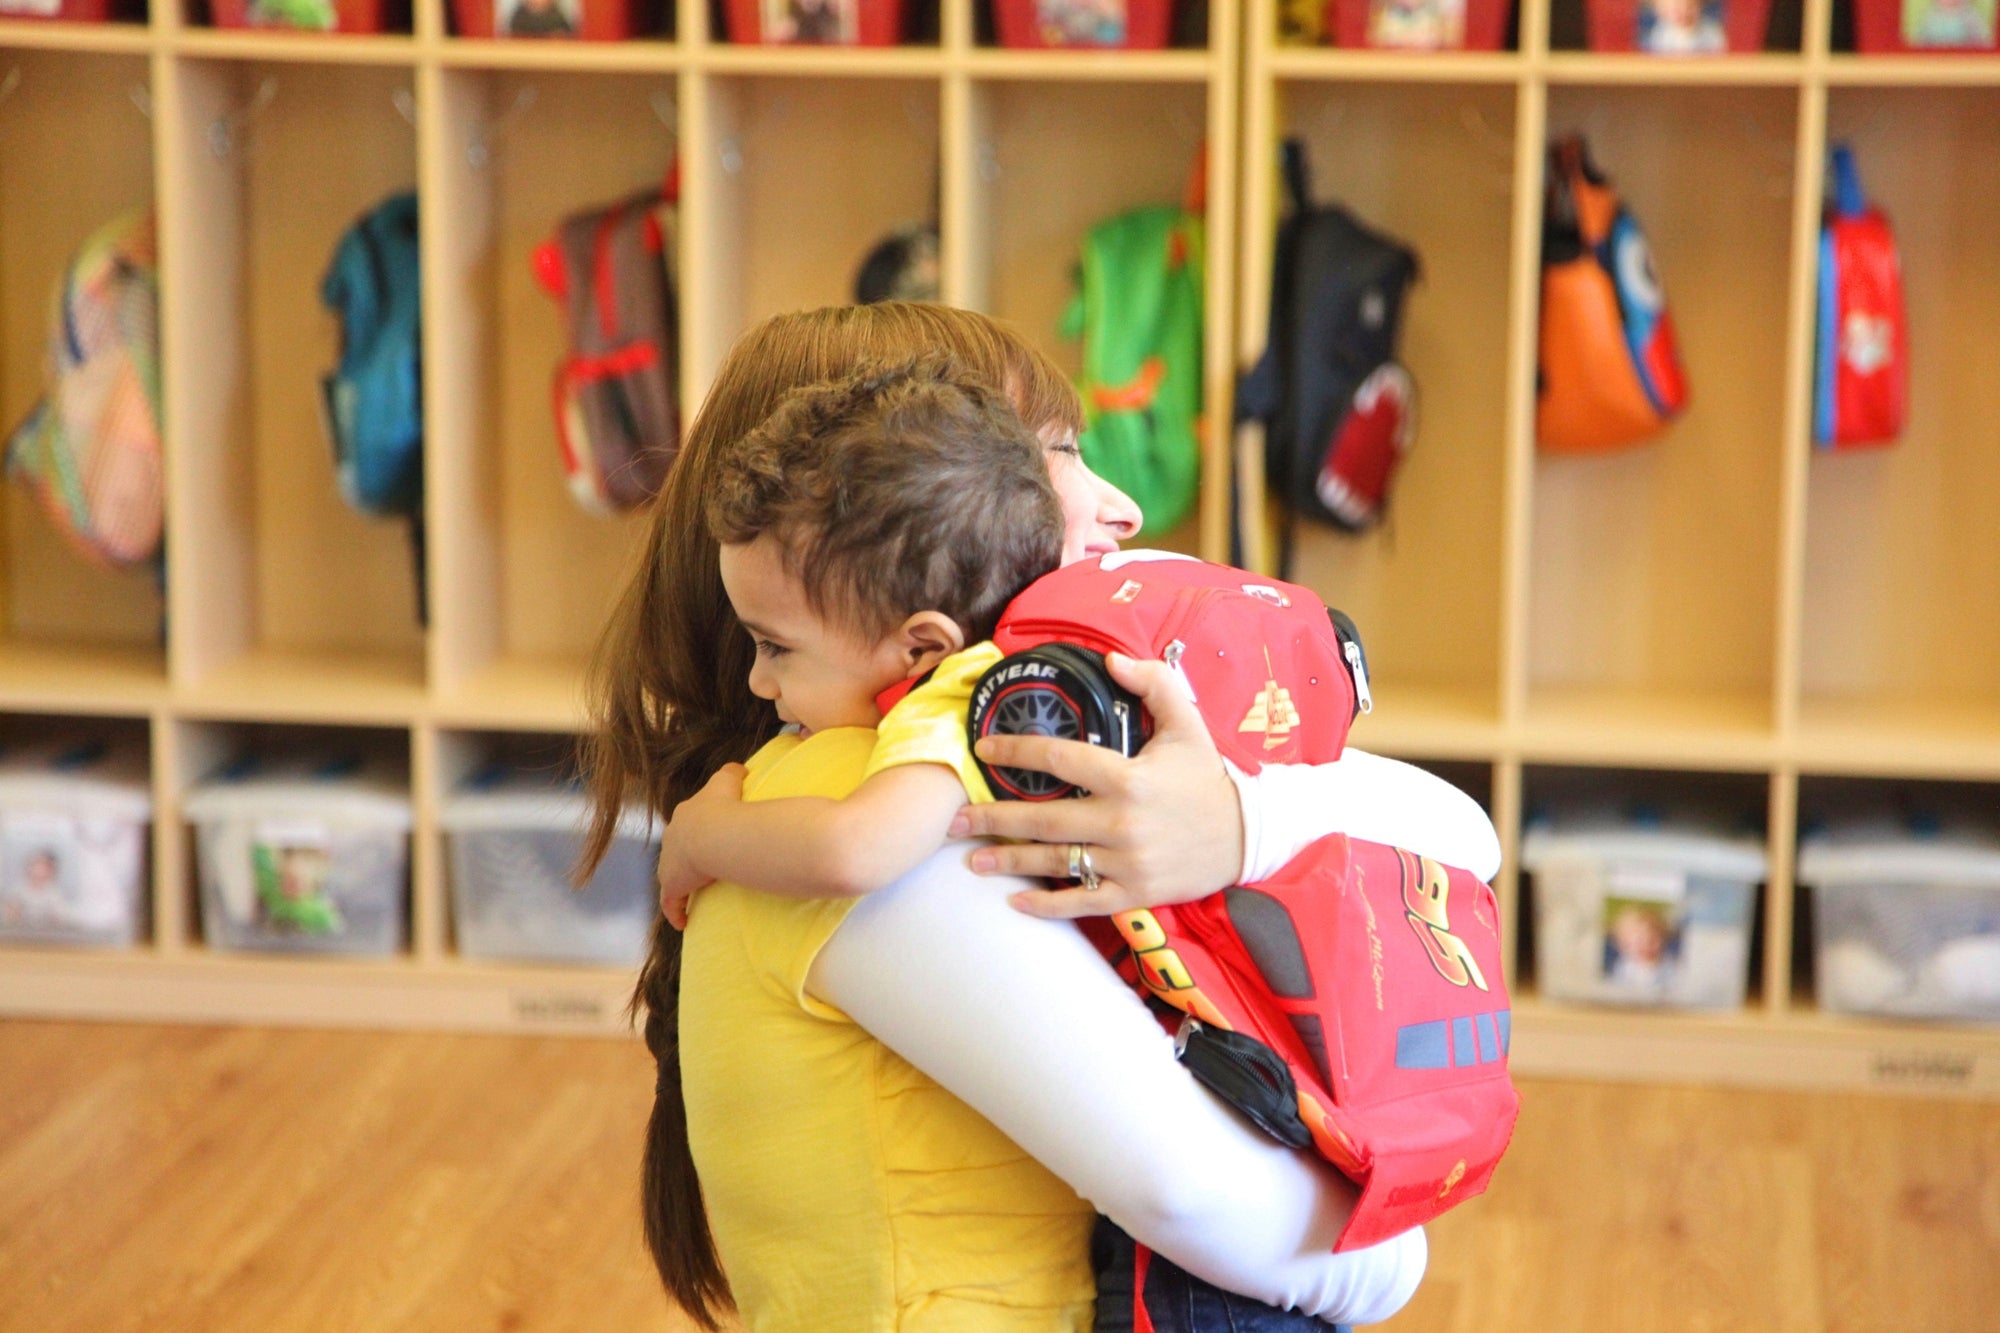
[966,550,1518,1251]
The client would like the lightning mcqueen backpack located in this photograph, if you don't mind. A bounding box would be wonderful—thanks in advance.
[966,550,1518,1251]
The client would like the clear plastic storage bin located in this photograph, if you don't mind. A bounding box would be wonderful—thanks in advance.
[0,739,151,949]
[1797,822,2000,1024]
[187,756,411,956]
[1522,819,1766,1010]
[441,769,656,966]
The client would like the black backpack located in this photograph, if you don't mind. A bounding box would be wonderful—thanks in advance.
[1236,139,1420,575]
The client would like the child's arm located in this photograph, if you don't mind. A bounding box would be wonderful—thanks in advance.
[670,761,969,901]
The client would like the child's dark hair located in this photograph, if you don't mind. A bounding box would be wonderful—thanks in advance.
[707,356,1064,647]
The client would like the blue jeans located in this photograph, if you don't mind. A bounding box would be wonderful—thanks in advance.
[1091,1216,1351,1333]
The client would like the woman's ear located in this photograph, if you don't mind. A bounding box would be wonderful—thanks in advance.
[896,611,966,678]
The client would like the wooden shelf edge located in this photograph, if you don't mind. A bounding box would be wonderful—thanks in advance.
[960,46,1217,82]
[1512,1000,2000,1099]
[1542,51,1809,84]
[433,35,684,71]
[1824,54,2000,86]
[171,27,421,64]
[0,17,153,51]
[0,947,638,1036]
[1263,47,1525,83]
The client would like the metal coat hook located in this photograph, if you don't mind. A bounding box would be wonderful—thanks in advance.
[129,83,153,120]
[975,136,1001,182]
[1454,103,1516,193]
[392,86,417,128]
[466,84,537,170]
[718,136,744,175]
[209,76,278,160]
[0,67,21,110]
[649,86,677,137]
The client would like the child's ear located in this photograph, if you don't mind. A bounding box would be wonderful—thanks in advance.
[896,611,965,678]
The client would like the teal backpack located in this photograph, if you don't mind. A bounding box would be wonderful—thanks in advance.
[1060,202,1205,538]
[320,191,425,621]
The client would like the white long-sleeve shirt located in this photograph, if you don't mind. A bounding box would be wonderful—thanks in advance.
[810,747,1496,1325]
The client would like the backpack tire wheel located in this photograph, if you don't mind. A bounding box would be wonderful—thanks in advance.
[968,644,1142,802]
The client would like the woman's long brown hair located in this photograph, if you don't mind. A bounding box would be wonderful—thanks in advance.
[578,303,1082,1329]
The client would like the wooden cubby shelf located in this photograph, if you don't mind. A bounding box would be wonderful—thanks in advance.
[1,0,1996,1095]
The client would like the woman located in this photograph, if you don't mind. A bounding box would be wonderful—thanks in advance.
[583,303,1500,1329]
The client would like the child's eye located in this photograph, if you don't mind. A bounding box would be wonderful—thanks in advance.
[1047,440,1081,459]
[754,639,789,659]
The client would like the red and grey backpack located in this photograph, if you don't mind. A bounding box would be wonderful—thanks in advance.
[966,550,1518,1252]
[531,168,680,514]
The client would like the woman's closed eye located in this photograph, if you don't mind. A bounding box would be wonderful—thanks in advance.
[753,638,790,659]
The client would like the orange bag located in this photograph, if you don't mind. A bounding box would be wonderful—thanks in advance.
[1537,136,1689,454]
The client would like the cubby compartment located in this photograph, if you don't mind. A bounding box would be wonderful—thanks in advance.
[962,77,1211,550]
[0,711,152,952]
[162,62,424,720]
[1518,763,1771,1011]
[1794,773,2000,1025]
[1795,87,2000,772]
[1256,80,1515,746]
[1526,86,1795,755]
[0,52,164,710]
[425,70,677,728]
[174,718,413,957]
[688,75,939,385]
[431,727,654,968]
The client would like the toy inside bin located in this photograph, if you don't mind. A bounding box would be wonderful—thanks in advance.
[1798,821,2000,1023]
[449,0,645,39]
[993,0,1173,47]
[724,0,903,44]
[441,769,657,967]
[0,739,151,950]
[207,0,407,31]
[1522,818,1766,1010]
[1853,0,1998,52]
[1584,0,1771,52]
[187,756,411,957]
[1327,0,1509,50]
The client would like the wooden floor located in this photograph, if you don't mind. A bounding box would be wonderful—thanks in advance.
[3,1020,1997,1333]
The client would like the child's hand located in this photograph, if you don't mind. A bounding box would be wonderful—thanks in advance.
[655,763,749,929]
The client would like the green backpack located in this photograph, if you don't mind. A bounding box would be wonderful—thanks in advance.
[1060,203,1205,537]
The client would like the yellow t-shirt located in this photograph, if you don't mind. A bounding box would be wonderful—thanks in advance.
[679,724,1095,1332]
[862,642,1004,804]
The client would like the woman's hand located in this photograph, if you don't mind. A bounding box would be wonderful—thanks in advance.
[655,763,746,929]
[948,652,1244,919]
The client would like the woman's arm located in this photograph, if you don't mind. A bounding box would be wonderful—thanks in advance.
[952,654,1501,919]
[809,845,1427,1326]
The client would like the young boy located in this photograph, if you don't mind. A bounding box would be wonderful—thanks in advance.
[654,357,1081,920]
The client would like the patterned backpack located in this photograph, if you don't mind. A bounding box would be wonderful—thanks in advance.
[5,207,163,571]
[966,550,1519,1252]
[321,191,426,621]
[532,172,680,514]
[1061,200,1205,538]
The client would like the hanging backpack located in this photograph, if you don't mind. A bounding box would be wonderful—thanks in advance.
[5,207,163,571]
[1813,145,1907,450]
[1060,198,1205,538]
[963,550,1518,1253]
[1236,139,1420,575]
[321,190,426,622]
[532,171,680,515]
[1537,135,1689,454]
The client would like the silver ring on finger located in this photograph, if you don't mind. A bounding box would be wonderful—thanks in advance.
[1077,846,1103,893]
[1066,842,1086,881]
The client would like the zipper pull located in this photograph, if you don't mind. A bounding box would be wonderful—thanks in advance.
[1328,609,1373,717]
[1163,639,1197,702]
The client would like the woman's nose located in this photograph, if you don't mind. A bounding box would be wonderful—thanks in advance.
[1098,476,1142,539]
